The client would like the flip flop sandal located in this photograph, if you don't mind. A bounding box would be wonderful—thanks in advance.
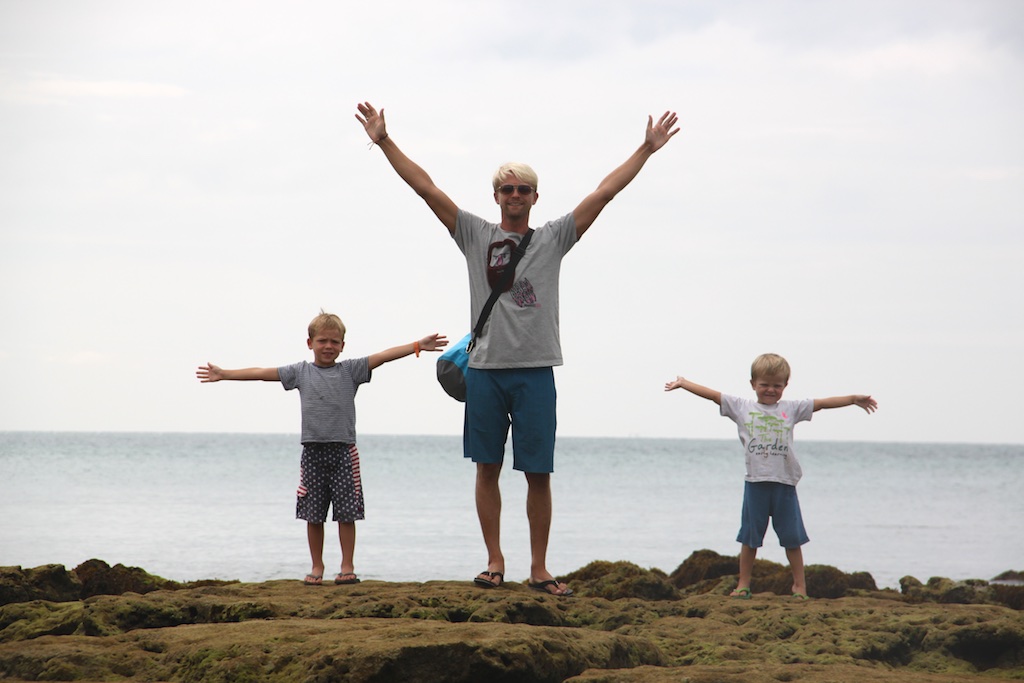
[473,571,504,588]
[529,580,573,596]
[334,573,360,585]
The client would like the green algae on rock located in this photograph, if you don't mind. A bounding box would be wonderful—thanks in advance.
[1,553,1021,682]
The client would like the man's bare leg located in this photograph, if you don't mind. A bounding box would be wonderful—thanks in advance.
[525,472,570,595]
[474,462,504,586]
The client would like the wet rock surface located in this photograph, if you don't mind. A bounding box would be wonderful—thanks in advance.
[1,553,1021,682]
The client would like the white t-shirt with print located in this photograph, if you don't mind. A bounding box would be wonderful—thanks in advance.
[720,394,815,486]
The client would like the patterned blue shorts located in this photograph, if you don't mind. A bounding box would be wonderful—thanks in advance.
[295,442,364,523]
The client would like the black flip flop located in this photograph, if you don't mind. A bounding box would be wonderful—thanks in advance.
[473,571,504,588]
[529,580,573,596]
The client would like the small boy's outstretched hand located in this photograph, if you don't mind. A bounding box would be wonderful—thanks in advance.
[664,376,687,392]
[854,395,878,414]
[663,375,722,404]
[196,363,223,383]
[418,333,448,353]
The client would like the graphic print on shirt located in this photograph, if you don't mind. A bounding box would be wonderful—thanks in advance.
[510,278,538,307]
[486,239,538,307]
[744,411,791,460]
[486,239,518,291]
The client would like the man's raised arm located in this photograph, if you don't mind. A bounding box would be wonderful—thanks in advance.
[573,111,679,239]
[356,101,459,235]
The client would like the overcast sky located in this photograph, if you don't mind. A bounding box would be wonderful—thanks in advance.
[1,0,1021,445]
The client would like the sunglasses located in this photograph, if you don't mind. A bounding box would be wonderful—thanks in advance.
[497,184,535,196]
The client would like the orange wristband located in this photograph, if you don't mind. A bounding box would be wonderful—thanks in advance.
[414,341,420,358]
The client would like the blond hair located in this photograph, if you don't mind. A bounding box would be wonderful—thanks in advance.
[308,309,346,340]
[492,162,539,192]
[751,353,790,382]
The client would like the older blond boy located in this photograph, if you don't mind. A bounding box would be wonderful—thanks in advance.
[198,311,447,585]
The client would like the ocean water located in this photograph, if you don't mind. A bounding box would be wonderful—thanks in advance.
[1,432,1021,590]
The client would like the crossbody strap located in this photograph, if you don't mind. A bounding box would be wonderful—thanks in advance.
[467,228,534,352]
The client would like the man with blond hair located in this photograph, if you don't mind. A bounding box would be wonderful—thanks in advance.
[356,102,679,595]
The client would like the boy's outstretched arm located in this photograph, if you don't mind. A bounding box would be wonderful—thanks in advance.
[196,363,280,382]
[368,333,449,370]
[573,111,680,239]
[664,375,722,406]
[813,395,878,413]
[355,102,459,235]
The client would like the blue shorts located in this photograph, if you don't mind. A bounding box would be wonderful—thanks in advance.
[295,443,364,523]
[463,366,556,473]
[736,481,809,549]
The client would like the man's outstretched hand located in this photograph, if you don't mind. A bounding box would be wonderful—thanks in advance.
[356,101,387,143]
[646,111,680,152]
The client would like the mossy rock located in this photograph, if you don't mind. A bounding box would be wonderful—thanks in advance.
[561,561,680,601]
[0,564,82,606]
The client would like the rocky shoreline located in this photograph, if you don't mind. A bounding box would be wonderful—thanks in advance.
[1,551,1021,682]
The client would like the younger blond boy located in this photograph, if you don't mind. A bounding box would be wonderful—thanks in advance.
[665,353,877,599]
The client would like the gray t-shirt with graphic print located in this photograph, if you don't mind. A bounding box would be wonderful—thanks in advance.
[278,358,371,444]
[453,209,577,369]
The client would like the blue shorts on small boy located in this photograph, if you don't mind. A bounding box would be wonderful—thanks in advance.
[463,366,556,473]
[736,481,810,549]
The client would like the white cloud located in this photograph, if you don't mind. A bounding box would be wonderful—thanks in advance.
[47,351,111,366]
[826,32,995,80]
[1,76,189,105]
[1,0,1022,443]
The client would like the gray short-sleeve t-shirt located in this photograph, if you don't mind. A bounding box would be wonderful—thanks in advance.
[454,209,577,369]
[278,358,371,444]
